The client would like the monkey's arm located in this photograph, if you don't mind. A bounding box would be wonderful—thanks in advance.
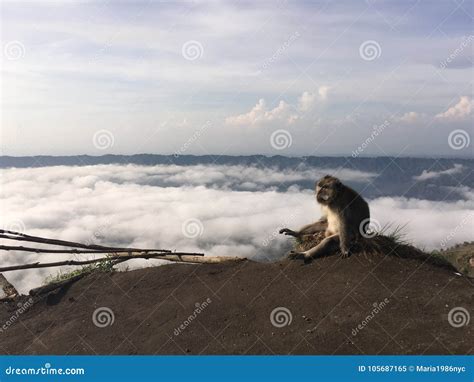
[338,219,354,258]
[279,218,328,237]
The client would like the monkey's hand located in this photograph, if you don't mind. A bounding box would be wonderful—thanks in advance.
[279,228,299,237]
[340,249,351,259]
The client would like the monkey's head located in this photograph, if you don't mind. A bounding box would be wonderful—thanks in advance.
[315,175,342,205]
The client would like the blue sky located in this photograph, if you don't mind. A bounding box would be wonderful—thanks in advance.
[1,0,472,156]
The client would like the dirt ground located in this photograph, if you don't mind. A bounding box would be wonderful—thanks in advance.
[0,250,472,355]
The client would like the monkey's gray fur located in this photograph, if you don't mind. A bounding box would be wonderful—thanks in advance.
[279,175,370,262]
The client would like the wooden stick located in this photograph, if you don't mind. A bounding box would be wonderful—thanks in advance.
[0,251,207,273]
[158,255,247,264]
[0,245,174,255]
[0,230,171,253]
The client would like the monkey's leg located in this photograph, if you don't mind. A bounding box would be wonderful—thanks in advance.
[289,234,339,263]
[280,219,328,237]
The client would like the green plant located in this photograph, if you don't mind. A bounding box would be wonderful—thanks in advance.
[44,255,117,285]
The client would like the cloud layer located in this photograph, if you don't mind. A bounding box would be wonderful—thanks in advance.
[1,164,472,293]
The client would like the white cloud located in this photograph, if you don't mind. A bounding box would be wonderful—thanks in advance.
[226,88,330,127]
[297,91,317,112]
[435,96,473,120]
[413,164,465,181]
[225,98,297,126]
[318,86,330,101]
[1,164,472,293]
[298,86,329,111]
[398,111,422,123]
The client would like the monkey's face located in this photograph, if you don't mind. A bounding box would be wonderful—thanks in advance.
[315,176,341,205]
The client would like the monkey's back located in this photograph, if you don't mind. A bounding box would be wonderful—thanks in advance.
[335,184,370,236]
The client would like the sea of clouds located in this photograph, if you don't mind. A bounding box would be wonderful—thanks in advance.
[1,164,472,293]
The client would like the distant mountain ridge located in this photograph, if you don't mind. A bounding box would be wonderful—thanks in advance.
[0,155,472,201]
